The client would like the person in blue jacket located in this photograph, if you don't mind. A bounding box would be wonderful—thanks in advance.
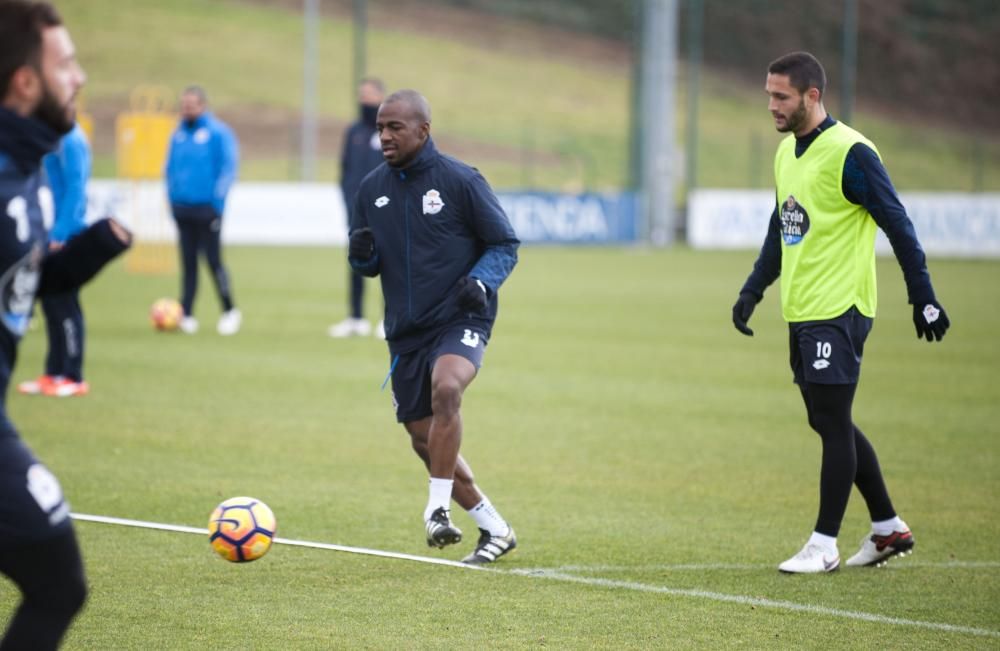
[349,89,520,564]
[17,122,91,398]
[0,3,131,647]
[164,85,241,335]
[328,77,386,339]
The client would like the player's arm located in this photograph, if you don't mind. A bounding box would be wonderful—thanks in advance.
[213,122,239,215]
[347,188,379,277]
[844,144,949,341]
[47,132,89,244]
[463,171,519,296]
[732,205,781,336]
[38,218,131,296]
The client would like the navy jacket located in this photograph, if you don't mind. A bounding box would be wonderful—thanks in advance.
[0,108,129,437]
[742,116,935,305]
[165,112,239,215]
[340,118,383,216]
[349,137,519,354]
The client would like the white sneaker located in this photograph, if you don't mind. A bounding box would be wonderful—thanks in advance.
[374,320,386,340]
[327,317,370,338]
[846,525,914,567]
[217,309,242,336]
[179,316,199,334]
[778,542,840,574]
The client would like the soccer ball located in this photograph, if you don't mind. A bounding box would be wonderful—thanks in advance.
[207,497,277,563]
[149,298,183,331]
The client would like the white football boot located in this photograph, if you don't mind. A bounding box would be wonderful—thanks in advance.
[846,525,914,567]
[217,309,242,336]
[778,542,840,574]
[179,316,199,334]
[327,317,371,338]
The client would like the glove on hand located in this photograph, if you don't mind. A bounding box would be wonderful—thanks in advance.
[732,291,759,336]
[456,276,488,312]
[349,227,374,260]
[912,300,950,342]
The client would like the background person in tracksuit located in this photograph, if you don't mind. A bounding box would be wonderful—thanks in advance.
[731,52,949,574]
[0,2,131,647]
[348,90,520,565]
[164,85,241,336]
[328,77,386,339]
[18,122,91,398]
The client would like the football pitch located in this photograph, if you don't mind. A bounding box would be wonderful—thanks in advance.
[3,245,998,649]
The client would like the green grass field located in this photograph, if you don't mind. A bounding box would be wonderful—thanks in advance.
[1,245,997,649]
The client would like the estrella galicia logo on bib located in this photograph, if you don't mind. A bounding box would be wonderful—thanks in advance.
[780,195,810,245]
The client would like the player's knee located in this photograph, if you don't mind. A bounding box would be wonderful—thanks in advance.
[430,378,463,415]
[50,571,88,617]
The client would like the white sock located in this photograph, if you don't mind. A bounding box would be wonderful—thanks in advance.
[872,516,906,536]
[808,531,838,555]
[468,497,509,537]
[423,477,453,521]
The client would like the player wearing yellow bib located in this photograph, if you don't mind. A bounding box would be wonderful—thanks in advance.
[731,52,950,574]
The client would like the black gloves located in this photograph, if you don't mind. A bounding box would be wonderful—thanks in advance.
[912,300,950,342]
[349,227,374,260]
[456,276,488,312]
[732,291,759,336]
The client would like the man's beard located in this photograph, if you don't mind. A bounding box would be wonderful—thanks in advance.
[777,98,807,134]
[32,83,76,134]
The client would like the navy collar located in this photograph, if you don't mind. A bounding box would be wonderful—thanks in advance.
[391,135,438,176]
[794,115,837,156]
[0,106,62,175]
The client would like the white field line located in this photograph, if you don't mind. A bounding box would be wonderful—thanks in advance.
[538,561,1000,572]
[71,513,999,639]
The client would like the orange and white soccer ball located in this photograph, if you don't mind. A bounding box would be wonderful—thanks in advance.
[208,497,277,563]
[149,298,183,331]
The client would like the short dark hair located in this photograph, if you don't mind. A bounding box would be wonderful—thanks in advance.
[384,89,431,123]
[0,0,63,97]
[182,85,208,104]
[359,77,385,94]
[768,51,826,97]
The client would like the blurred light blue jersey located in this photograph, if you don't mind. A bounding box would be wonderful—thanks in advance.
[43,123,90,244]
[164,112,239,215]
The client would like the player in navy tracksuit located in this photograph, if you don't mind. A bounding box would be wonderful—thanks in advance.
[328,78,386,338]
[349,90,520,564]
[164,86,241,336]
[17,122,91,398]
[0,3,131,648]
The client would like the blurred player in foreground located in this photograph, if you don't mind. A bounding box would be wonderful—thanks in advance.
[329,77,386,339]
[348,90,520,564]
[17,120,91,397]
[0,1,131,647]
[164,85,240,336]
[732,51,949,573]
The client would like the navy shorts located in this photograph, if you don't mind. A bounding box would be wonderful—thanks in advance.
[789,307,873,385]
[0,436,73,550]
[390,323,488,423]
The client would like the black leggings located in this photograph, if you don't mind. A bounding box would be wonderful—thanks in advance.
[0,528,88,650]
[800,382,897,537]
[175,215,233,317]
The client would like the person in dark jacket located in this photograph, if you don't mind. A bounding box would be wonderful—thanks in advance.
[0,3,131,648]
[348,90,520,564]
[329,77,386,339]
[164,85,241,336]
[18,122,91,397]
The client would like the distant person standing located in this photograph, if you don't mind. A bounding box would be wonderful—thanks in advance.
[329,77,386,339]
[164,85,241,335]
[349,90,520,564]
[731,52,950,573]
[17,122,91,397]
